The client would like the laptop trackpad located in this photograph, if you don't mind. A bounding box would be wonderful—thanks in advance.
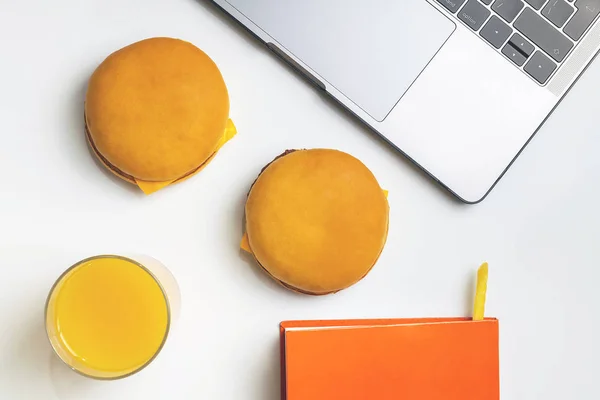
[227,0,455,121]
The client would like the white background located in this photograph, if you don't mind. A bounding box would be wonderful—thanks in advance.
[1,0,598,399]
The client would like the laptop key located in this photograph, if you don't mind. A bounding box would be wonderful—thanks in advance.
[564,0,600,41]
[436,0,467,12]
[502,43,528,65]
[492,0,525,23]
[514,8,574,62]
[508,33,535,56]
[525,0,549,9]
[458,0,492,30]
[524,51,557,83]
[542,0,575,27]
[481,16,513,48]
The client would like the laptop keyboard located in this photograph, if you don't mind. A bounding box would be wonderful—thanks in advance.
[435,0,600,84]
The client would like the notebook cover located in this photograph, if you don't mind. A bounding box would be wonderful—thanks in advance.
[281,318,499,400]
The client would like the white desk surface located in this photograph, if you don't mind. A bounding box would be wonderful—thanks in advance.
[1,1,599,399]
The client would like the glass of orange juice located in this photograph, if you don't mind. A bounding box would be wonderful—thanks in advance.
[45,255,178,379]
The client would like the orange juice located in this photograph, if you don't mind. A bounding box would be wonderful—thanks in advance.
[46,256,169,379]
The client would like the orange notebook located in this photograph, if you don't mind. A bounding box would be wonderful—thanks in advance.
[280,318,499,400]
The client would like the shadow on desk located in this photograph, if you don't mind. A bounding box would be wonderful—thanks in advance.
[0,305,97,399]
[257,339,282,400]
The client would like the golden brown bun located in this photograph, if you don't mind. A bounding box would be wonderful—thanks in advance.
[245,149,389,295]
[85,37,229,182]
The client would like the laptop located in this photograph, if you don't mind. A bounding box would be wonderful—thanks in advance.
[209,0,600,203]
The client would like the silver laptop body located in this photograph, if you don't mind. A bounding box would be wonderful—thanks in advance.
[210,0,600,203]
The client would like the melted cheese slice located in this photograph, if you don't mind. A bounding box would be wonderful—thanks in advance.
[135,119,237,195]
[240,188,388,254]
[240,233,252,253]
[136,179,177,195]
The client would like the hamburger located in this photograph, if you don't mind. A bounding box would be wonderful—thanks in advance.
[241,149,389,295]
[85,37,236,194]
